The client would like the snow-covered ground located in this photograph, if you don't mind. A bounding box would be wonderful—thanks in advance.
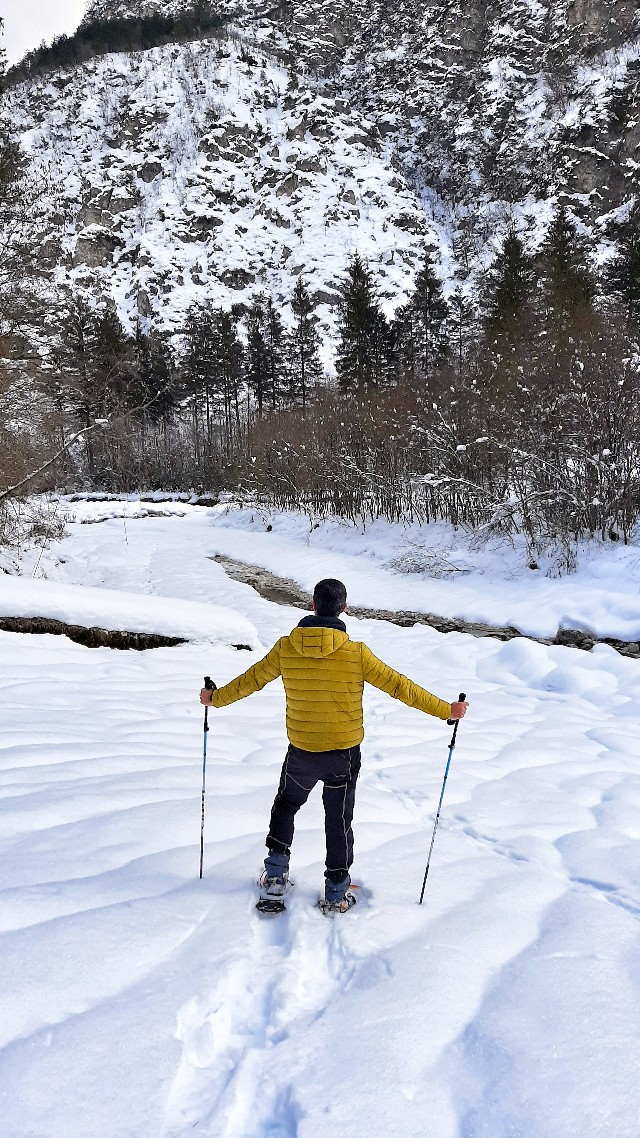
[1,502,640,1137]
[12,497,640,642]
[0,575,259,648]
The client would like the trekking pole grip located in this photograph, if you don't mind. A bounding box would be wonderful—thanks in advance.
[447,692,466,727]
[203,675,215,730]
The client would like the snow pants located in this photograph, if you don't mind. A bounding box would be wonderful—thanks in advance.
[266,743,361,880]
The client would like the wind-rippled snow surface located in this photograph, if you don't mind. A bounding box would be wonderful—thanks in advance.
[1,504,640,1137]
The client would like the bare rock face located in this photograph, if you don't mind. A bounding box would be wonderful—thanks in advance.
[73,226,124,268]
[566,0,638,44]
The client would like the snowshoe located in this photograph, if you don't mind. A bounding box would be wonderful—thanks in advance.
[317,891,357,917]
[256,869,290,916]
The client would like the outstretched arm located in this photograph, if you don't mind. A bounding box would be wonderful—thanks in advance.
[201,641,283,708]
[361,644,452,720]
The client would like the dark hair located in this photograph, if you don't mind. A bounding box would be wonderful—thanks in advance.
[313,578,347,617]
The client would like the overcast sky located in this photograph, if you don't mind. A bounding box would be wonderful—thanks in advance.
[2,1,88,67]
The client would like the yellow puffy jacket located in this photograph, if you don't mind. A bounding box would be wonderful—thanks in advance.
[210,625,452,752]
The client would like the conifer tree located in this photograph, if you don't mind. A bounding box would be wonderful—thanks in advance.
[289,276,322,410]
[51,294,135,480]
[608,204,640,326]
[246,294,270,417]
[480,228,536,396]
[536,204,595,341]
[336,253,388,391]
[133,329,178,424]
[265,295,286,409]
[182,301,219,462]
[449,286,477,377]
[485,229,532,333]
[394,249,448,389]
[409,248,449,375]
[215,307,244,451]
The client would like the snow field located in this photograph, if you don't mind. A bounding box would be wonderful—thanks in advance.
[41,498,640,642]
[1,505,640,1135]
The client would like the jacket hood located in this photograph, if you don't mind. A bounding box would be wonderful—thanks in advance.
[289,626,350,658]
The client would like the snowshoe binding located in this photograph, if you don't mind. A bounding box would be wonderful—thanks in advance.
[317,891,357,917]
[256,868,290,916]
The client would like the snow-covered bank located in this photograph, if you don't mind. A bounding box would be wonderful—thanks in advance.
[0,576,259,648]
[8,498,640,647]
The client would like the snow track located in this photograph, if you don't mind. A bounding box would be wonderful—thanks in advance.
[1,507,640,1136]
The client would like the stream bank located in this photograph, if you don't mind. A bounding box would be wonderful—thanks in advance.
[211,555,640,660]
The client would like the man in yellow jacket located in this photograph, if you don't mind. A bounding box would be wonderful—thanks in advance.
[200,578,467,912]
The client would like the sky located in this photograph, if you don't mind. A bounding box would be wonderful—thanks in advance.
[1,1,88,67]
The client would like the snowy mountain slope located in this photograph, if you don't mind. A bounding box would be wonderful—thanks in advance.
[7,29,429,340]
[290,0,640,232]
[1,507,640,1137]
[85,0,640,228]
[6,0,640,348]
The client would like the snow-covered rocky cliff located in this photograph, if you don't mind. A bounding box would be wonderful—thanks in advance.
[9,32,428,338]
[5,0,640,342]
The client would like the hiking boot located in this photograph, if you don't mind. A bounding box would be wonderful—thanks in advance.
[258,869,289,897]
[260,848,290,897]
[324,869,351,905]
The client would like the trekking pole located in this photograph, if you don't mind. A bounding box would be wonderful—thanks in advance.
[418,692,467,904]
[199,675,215,880]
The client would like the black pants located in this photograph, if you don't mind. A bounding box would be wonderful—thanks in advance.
[267,744,361,878]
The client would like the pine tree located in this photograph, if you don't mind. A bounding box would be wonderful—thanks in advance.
[51,294,135,481]
[216,307,244,452]
[182,302,245,463]
[608,204,640,326]
[449,286,477,377]
[537,204,595,340]
[410,249,449,375]
[289,276,322,409]
[246,294,270,417]
[394,249,449,390]
[182,301,219,463]
[93,307,136,411]
[480,227,536,396]
[265,295,286,409]
[133,329,178,424]
[485,229,532,332]
[335,253,388,391]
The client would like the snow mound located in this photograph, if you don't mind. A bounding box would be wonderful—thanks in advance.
[0,577,259,647]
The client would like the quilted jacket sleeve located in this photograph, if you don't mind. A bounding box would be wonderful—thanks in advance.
[210,640,283,707]
[361,644,452,721]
